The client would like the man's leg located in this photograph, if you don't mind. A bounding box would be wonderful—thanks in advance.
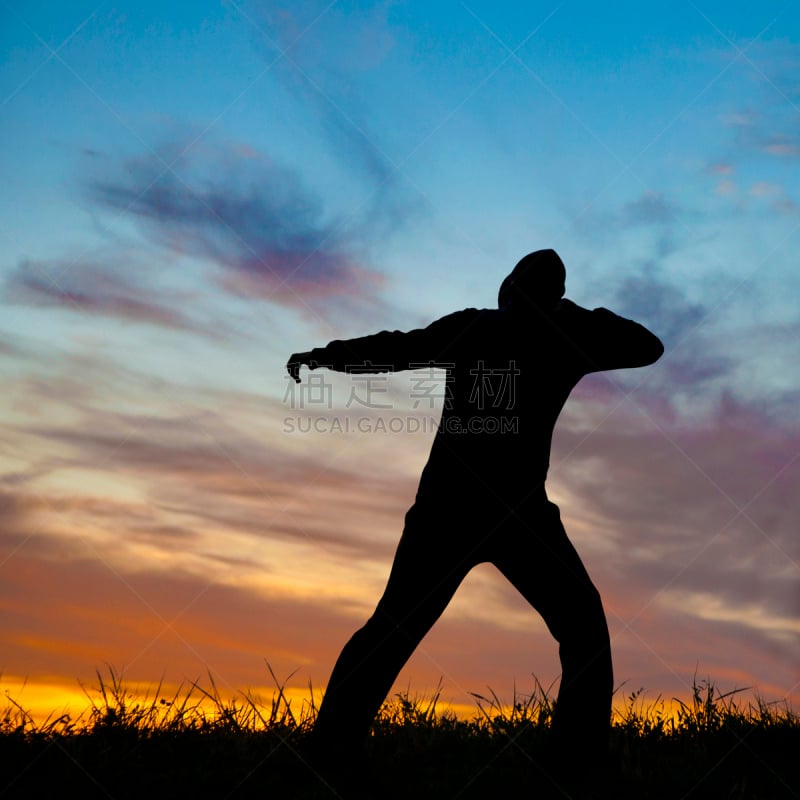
[491,501,613,768]
[309,504,474,764]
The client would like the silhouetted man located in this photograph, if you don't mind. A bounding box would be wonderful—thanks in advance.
[287,249,663,786]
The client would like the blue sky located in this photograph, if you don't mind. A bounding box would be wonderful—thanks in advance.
[1,1,799,716]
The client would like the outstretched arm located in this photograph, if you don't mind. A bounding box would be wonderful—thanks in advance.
[285,339,399,384]
[286,309,479,383]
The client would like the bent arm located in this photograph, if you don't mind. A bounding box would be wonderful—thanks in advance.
[567,302,664,372]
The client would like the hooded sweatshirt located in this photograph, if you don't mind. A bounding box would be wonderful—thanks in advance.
[308,298,663,511]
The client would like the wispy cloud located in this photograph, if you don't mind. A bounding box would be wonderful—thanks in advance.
[720,110,759,128]
[3,338,798,705]
[573,190,684,241]
[762,137,800,158]
[0,543,360,689]
[712,40,800,176]
[600,269,736,403]
[12,372,419,564]
[614,272,709,349]
[706,162,734,175]
[552,388,800,655]
[621,191,677,226]
[3,258,224,337]
[244,1,422,237]
[90,143,389,322]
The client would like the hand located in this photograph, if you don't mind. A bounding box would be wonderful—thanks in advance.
[287,351,316,383]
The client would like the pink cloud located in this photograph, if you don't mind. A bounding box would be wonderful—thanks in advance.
[763,138,800,157]
[89,144,390,321]
[4,259,226,337]
[707,162,734,175]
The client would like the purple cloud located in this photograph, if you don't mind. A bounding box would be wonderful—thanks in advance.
[551,388,800,659]
[90,146,388,320]
[4,258,226,338]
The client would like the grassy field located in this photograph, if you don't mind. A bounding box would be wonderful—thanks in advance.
[1,668,798,799]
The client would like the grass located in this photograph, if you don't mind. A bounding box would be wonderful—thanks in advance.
[1,667,798,799]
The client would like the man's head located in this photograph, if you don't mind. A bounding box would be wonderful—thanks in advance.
[498,249,566,310]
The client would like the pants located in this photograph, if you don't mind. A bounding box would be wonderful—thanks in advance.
[310,492,613,764]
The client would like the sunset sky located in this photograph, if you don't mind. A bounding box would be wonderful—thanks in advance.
[2,0,799,722]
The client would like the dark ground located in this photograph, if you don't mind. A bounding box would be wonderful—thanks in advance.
[2,722,799,799]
